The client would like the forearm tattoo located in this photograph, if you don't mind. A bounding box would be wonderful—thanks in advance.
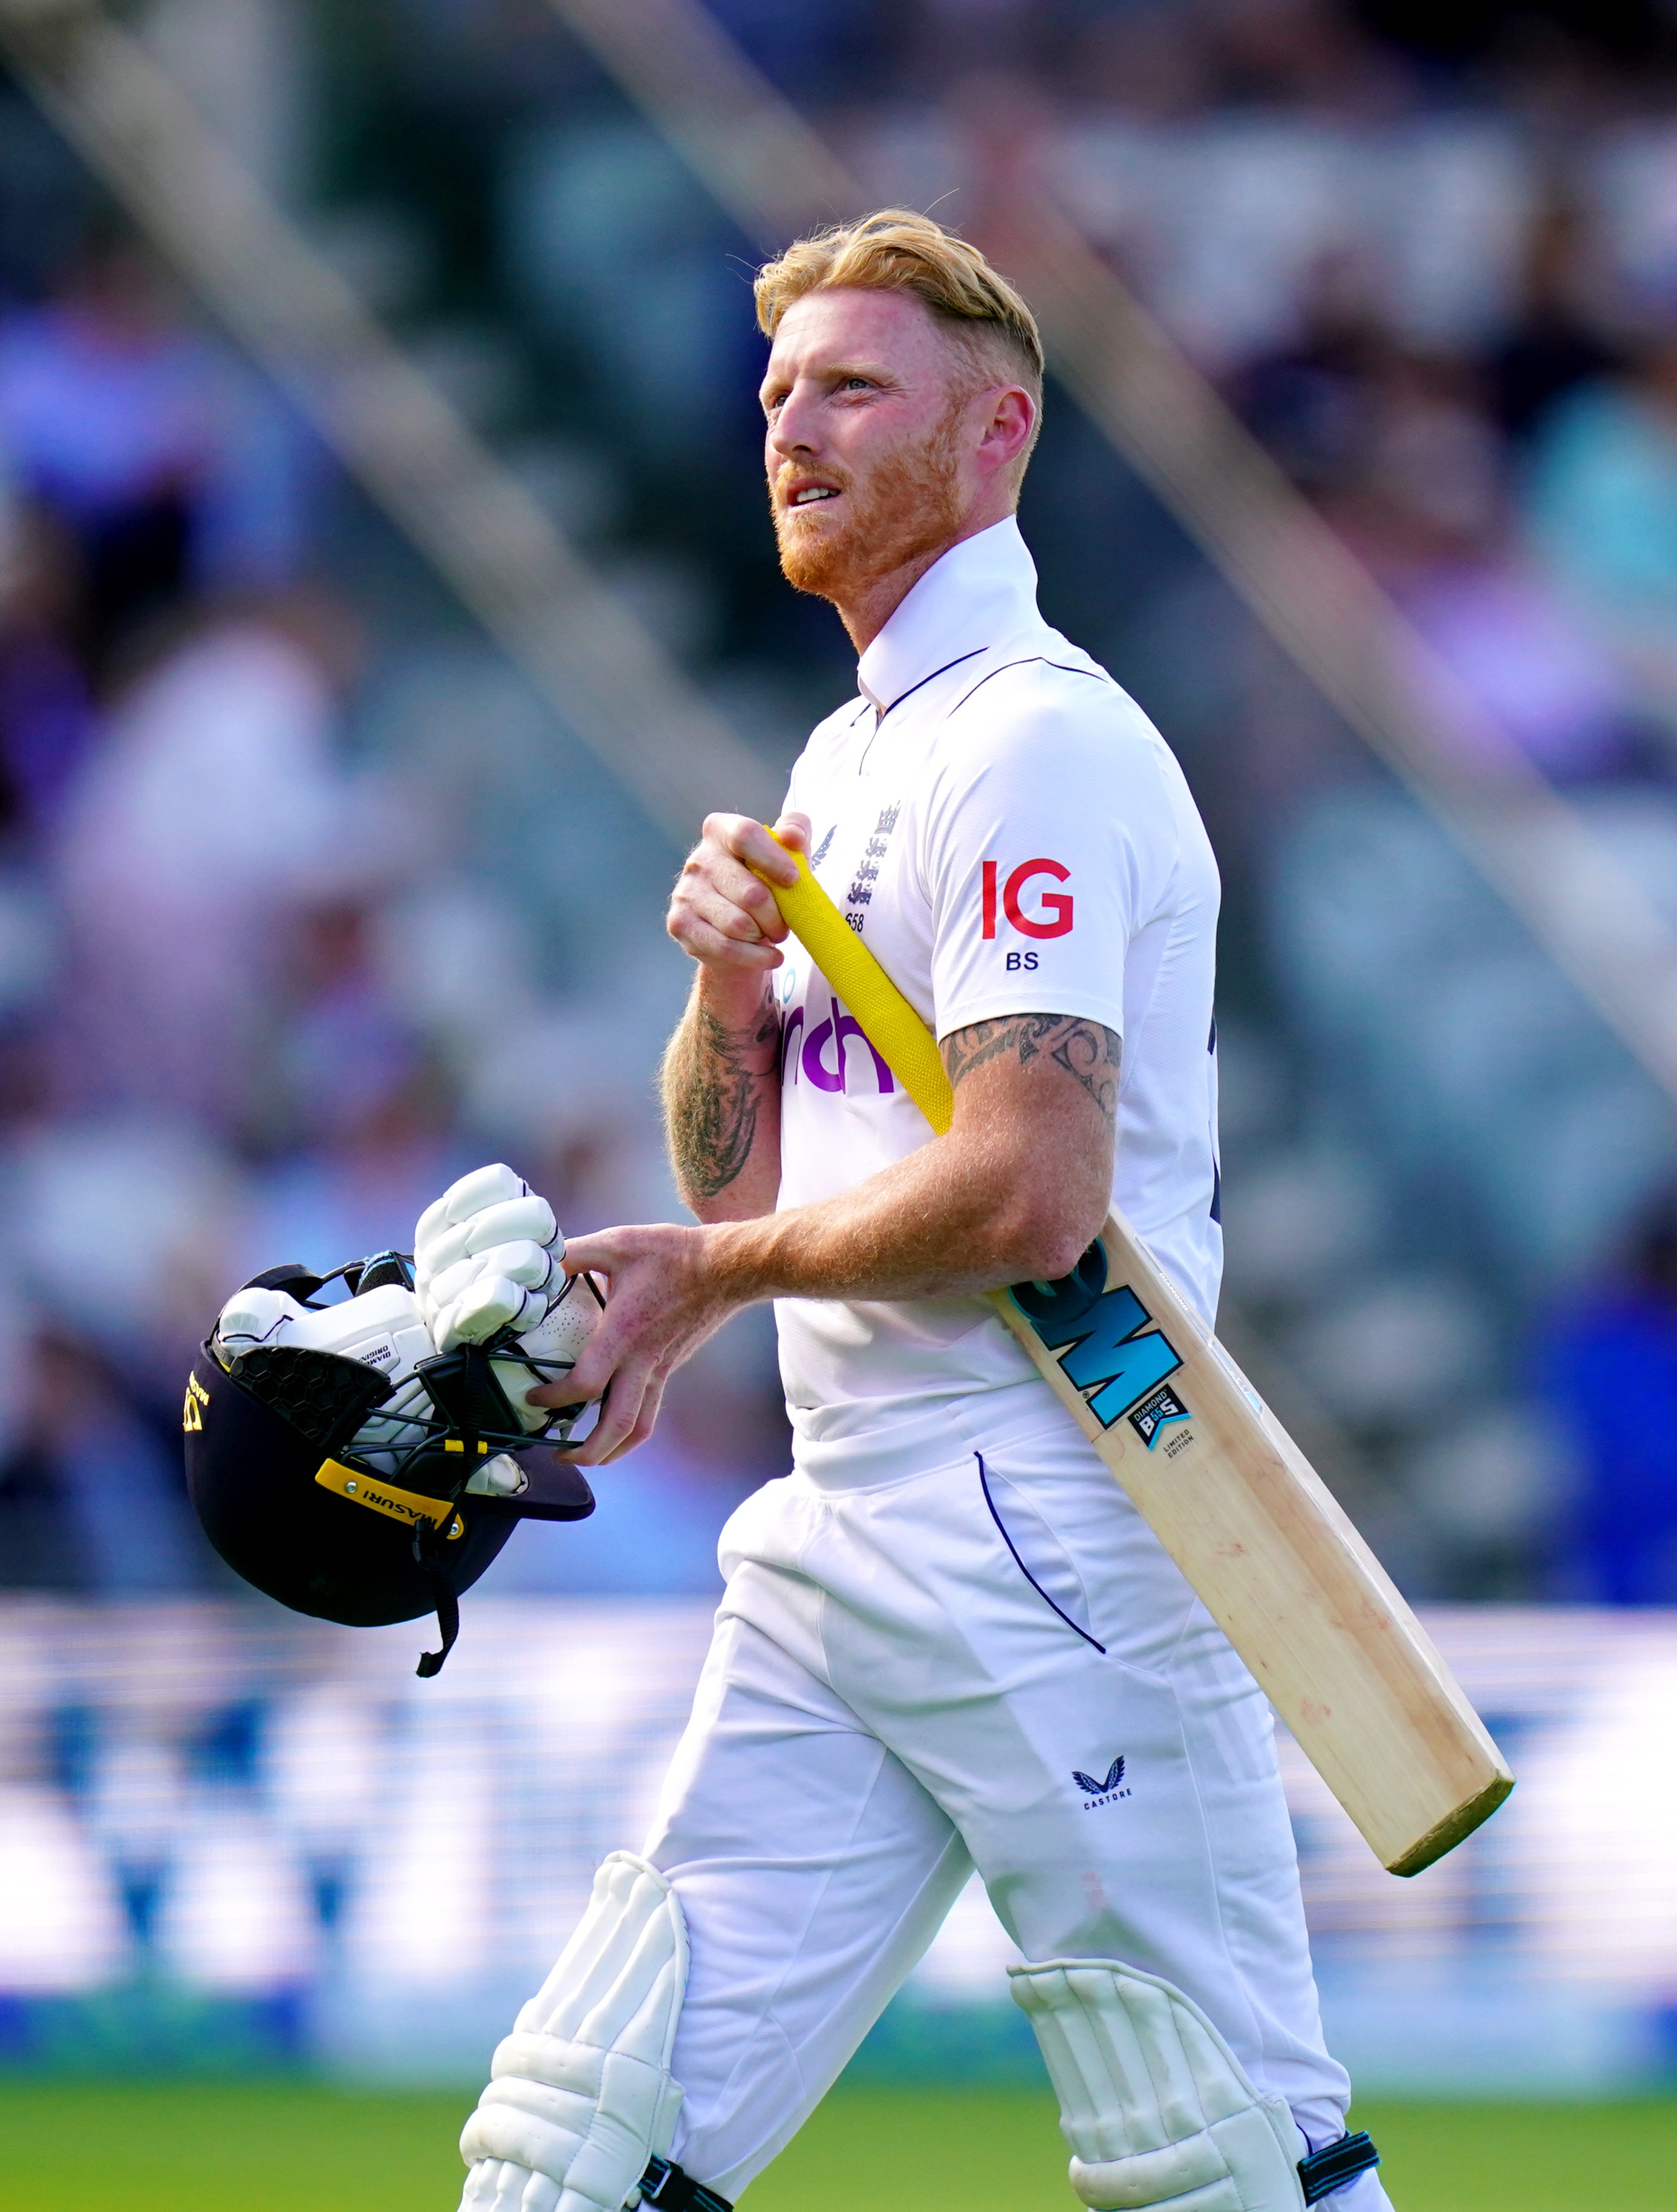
[664,998,781,1201]
[942,1015,1120,1127]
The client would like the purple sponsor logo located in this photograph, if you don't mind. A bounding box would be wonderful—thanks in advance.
[783,992,894,1097]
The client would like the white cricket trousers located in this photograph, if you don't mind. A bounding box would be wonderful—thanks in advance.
[642,1393,1393,2210]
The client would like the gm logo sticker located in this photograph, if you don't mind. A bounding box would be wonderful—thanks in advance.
[1010,1243,1184,1433]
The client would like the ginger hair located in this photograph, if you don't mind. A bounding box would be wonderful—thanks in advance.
[755,209,1044,456]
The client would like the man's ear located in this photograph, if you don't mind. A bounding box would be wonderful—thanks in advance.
[977,384,1036,477]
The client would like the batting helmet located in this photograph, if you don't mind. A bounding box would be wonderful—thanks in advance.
[184,1256,595,1674]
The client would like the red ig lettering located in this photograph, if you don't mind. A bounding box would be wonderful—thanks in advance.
[982,857,1073,940]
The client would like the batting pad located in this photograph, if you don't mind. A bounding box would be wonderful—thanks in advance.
[459,1852,689,2212]
[1010,1959,1306,2211]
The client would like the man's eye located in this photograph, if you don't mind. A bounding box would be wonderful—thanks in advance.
[842,377,871,392]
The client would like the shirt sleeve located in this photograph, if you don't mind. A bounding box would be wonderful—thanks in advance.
[919,672,1179,1045]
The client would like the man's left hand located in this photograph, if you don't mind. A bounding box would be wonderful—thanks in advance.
[530,1223,734,1465]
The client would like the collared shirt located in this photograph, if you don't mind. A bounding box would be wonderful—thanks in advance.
[773,516,1222,1463]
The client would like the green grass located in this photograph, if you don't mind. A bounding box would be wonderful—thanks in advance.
[0,2081,1673,2209]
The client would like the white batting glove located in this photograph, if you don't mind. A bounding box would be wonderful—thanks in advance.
[213,1278,539,1489]
[214,1279,435,1479]
[414,1164,566,1355]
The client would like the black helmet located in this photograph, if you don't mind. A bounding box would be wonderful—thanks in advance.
[184,1257,594,1674]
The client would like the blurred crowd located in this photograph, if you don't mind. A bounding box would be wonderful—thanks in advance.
[4,0,1677,1605]
[0,211,780,1602]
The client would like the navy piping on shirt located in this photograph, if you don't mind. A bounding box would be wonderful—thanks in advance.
[858,650,1106,771]
[858,647,988,772]
[947,655,1114,719]
[874,646,987,723]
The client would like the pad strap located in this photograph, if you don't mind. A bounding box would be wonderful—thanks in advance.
[1298,2132,1379,2205]
[639,2156,732,2212]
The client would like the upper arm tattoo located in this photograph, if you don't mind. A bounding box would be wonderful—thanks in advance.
[942,1015,1120,1127]
[666,1000,781,1202]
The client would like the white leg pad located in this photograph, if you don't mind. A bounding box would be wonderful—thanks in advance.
[458,1853,689,2212]
[1009,1959,1305,2212]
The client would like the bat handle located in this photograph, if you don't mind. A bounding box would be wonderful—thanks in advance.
[751,830,956,1133]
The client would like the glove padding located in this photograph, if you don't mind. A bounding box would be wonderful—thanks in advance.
[416,1164,566,1354]
[490,1273,604,1439]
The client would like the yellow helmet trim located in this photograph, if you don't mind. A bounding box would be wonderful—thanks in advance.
[314,1459,465,1540]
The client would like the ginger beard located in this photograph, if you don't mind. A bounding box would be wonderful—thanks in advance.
[772,389,970,603]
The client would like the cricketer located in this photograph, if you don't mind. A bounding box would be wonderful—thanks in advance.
[438,210,1392,2212]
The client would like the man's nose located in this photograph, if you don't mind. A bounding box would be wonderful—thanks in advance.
[769,382,821,458]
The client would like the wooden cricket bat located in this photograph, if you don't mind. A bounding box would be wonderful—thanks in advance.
[760,842,1513,1875]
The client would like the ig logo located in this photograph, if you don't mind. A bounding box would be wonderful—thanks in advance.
[982,858,1073,941]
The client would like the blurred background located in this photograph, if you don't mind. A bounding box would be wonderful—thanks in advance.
[2,0,1677,2165]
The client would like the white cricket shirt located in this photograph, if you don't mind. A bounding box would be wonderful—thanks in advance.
[773,517,1222,1462]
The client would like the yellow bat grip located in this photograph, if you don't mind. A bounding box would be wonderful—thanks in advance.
[758,834,954,1135]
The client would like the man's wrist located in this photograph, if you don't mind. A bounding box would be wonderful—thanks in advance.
[692,1216,781,1307]
[695,964,777,1037]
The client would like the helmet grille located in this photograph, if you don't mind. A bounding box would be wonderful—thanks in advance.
[228,1344,393,1452]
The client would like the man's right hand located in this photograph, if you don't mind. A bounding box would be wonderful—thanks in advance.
[663,813,803,1223]
[666,811,810,974]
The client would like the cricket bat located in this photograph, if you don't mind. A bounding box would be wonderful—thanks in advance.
[759,842,1513,1875]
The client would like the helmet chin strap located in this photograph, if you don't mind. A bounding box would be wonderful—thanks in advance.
[408,1342,507,1677]
[413,1524,463,1678]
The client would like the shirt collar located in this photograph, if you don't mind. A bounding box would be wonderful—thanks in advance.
[855,516,1041,715]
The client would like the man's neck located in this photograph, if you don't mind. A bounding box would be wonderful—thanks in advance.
[833,503,1014,654]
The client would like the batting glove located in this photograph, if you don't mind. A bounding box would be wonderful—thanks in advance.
[415,1163,567,1355]
[213,1277,537,1490]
